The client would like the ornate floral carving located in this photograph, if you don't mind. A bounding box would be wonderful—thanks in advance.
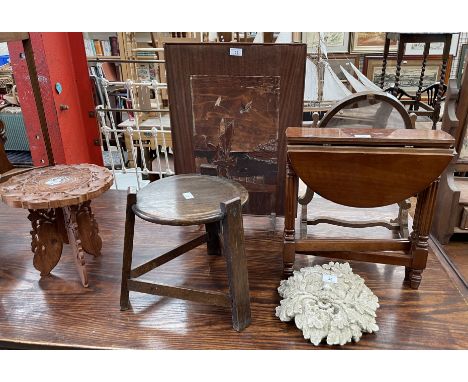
[76,200,102,256]
[63,205,88,287]
[0,164,113,209]
[28,208,63,276]
[276,262,379,346]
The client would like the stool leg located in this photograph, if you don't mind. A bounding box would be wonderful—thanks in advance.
[220,197,251,332]
[205,221,221,256]
[121,188,137,311]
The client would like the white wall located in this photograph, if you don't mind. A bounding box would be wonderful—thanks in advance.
[0,42,8,56]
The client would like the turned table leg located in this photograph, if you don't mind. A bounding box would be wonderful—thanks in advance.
[283,158,298,278]
[408,180,439,289]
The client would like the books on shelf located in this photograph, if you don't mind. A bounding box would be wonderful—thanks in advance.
[84,38,119,57]
[93,40,103,56]
[109,36,120,56]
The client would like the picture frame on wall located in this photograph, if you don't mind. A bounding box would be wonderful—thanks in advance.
[404,33,460,56]
[363,55,453,94]
[456,44,468,87]
[303,32,350,53]
[350,32,397,53]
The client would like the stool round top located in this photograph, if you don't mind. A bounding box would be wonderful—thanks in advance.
[134,174,249,225]
[0,164,113,209]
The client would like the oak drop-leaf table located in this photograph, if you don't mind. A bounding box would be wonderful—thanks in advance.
[284,127,454,289]
[0,164,113,287]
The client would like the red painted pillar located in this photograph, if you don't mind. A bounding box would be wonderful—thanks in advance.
[8,32,103,166]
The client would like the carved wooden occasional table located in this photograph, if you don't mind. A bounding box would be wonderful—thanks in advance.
[121,174,252,331]
[0,164,113,287]
[284,127,454,289]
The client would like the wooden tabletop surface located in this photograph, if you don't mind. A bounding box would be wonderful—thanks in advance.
[286,127,455,147]
[134,174,249,225]
[0,164,113,209]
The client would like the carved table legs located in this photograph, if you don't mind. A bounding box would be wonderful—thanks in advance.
[28,201,102,287]
[407,180,439,289]
[28,208,66,277]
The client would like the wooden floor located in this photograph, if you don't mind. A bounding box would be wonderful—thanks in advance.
[0,190,467,349]
[440,234,468,295]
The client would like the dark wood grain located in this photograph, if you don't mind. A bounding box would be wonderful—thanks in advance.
[126,280,231,308]
[205,222,221,256]
[133,174,249,225]
[165,43,306,215]
[289,148,452,208]
[0,190,467,349]
[121,175,251,331]
[221,197,251,331]
[130,233,208,278]
[120,188,136,311]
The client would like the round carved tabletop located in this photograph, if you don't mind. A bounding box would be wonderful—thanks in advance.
[134,174,249,226]
[0,164,114,209]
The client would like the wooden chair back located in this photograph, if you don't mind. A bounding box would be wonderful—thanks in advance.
[319,91,413,129]
[422,83,447,108]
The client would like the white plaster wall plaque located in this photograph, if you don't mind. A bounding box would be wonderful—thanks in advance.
[275,262,379,346]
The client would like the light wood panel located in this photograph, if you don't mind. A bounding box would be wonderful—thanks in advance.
[0,33,29,43]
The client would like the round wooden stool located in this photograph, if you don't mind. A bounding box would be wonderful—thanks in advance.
[0,164,113,287]
[120,174,252,332]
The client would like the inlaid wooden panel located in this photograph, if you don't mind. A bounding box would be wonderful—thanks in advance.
[165,43,306,215]
[191,75,280,196]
